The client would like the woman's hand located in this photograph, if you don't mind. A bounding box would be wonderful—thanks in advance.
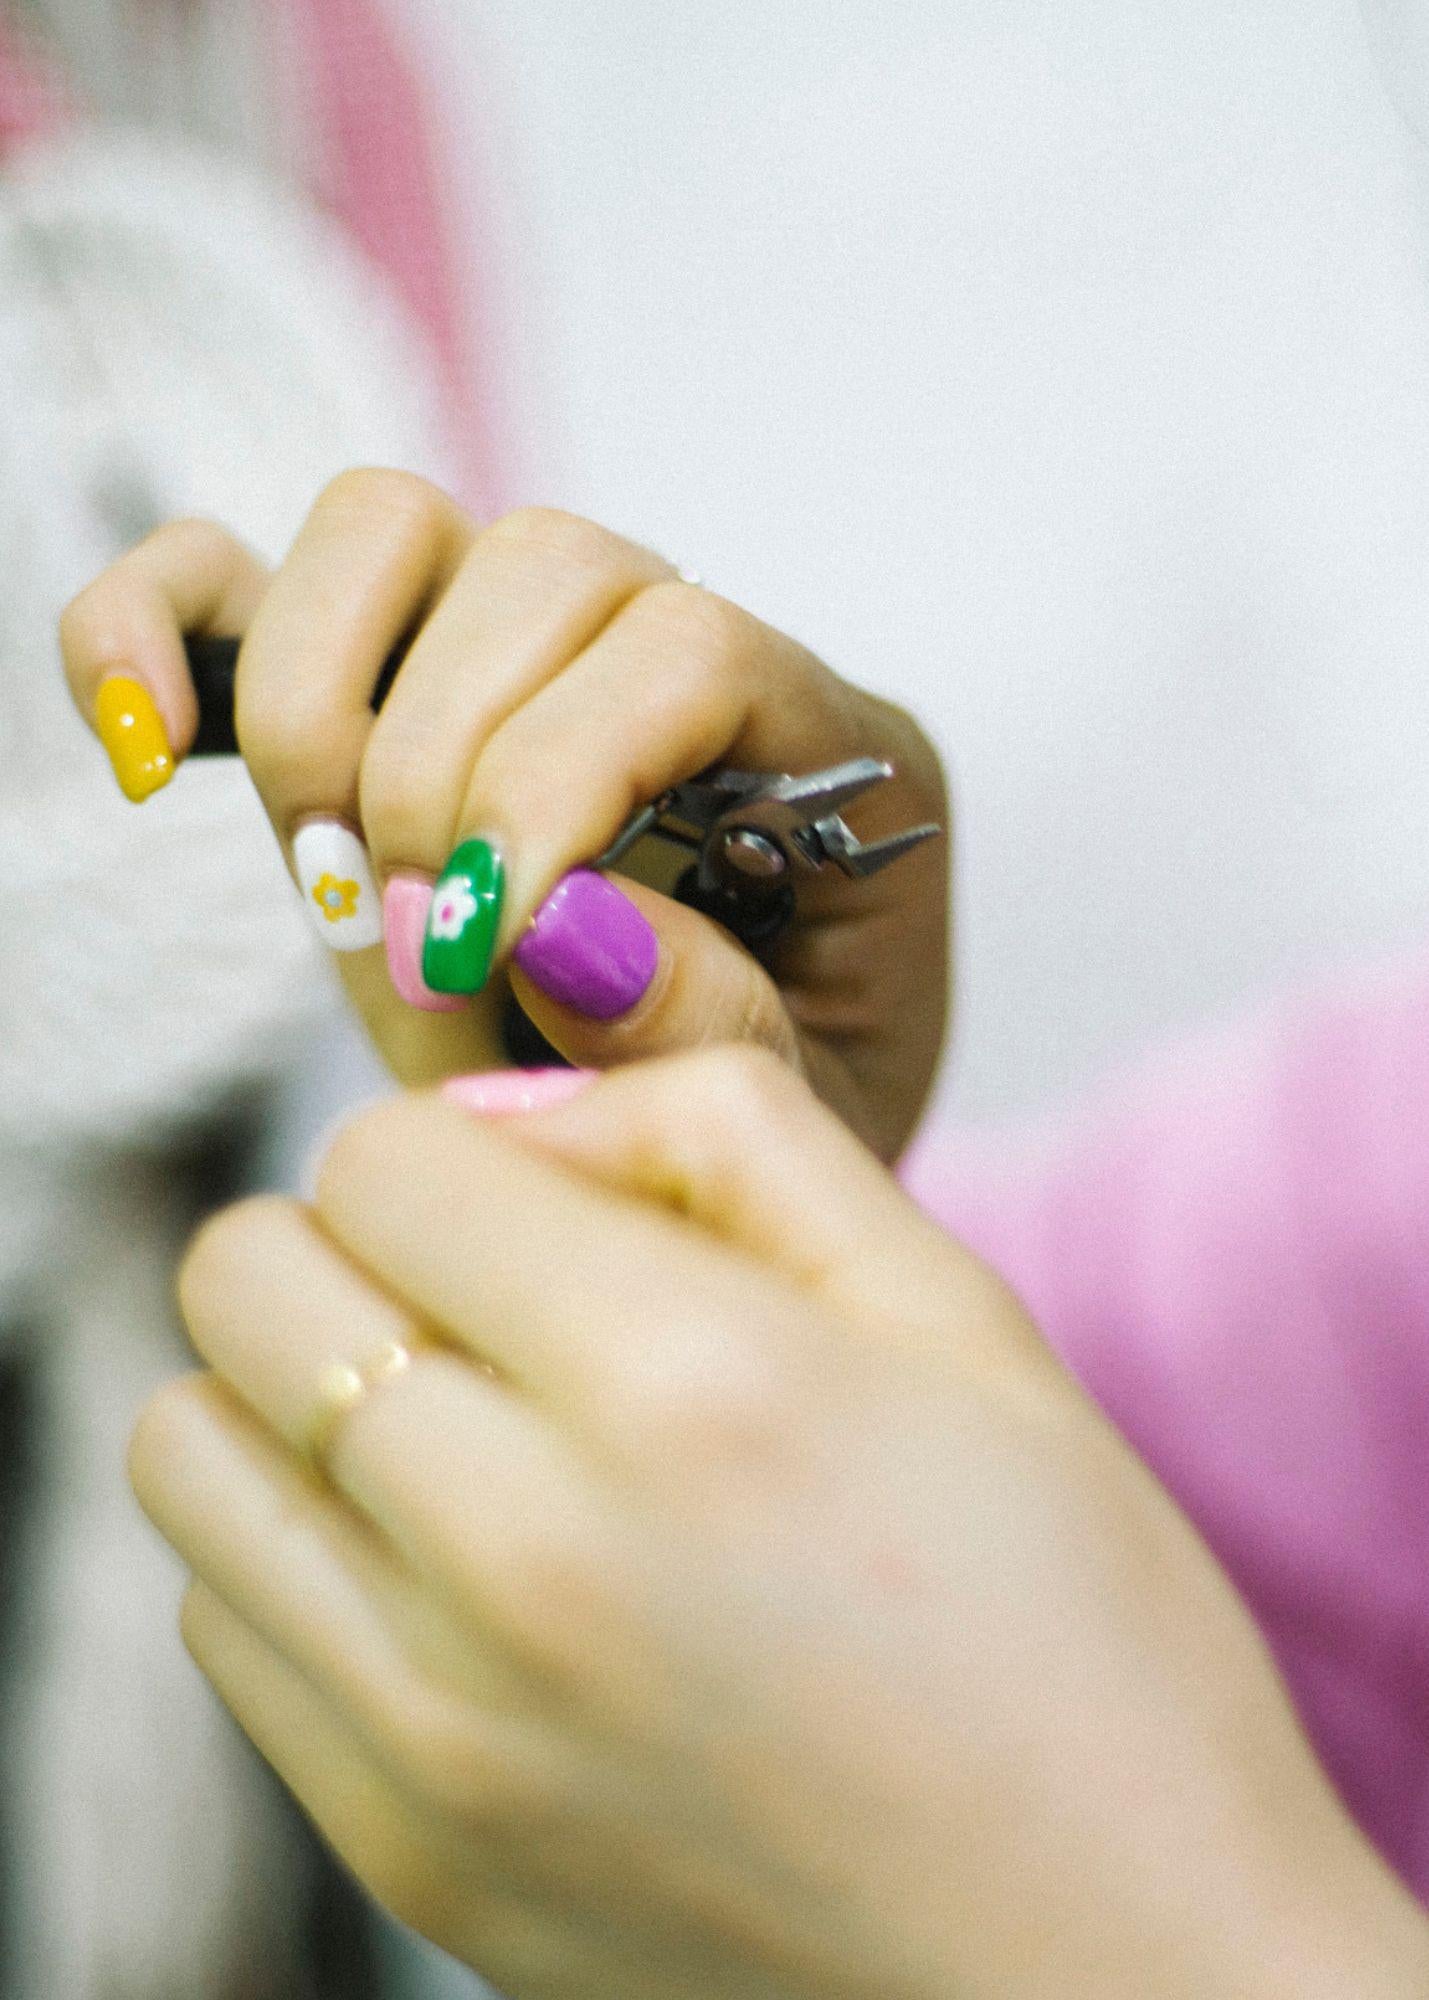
[132,1052,1429,2000]
[58,474,949,1158]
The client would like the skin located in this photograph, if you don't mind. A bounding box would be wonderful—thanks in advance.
[131,1048,1429,2000]
[59,476,1429,1987]
[58,475,950,1160]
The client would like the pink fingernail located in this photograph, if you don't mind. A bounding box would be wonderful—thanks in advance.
[384,875,467,1011]
[441,1068,597,1116]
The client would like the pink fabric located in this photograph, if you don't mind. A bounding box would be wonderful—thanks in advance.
[900,951,1429,1901]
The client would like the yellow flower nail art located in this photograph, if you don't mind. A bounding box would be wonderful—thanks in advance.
[312,872,361,923]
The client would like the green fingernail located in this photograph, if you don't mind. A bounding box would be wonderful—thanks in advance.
[422,838,504,994]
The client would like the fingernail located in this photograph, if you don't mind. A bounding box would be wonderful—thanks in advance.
[514,869,658,1020]
[94,674,173,802]
[441,1067,597,1116]
[382,875,467,1011]
[292,819,383,950]
[422,837,504,994]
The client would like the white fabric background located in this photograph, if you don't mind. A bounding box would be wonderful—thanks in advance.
[401,0,1429,1135]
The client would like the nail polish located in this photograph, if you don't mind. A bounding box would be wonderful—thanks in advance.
[514,869,658,1020]
[292,820,383,951]
[95,675,173,802]
[383,875,466,1011]
[422,837,504,994]
[441,1068,596,1116]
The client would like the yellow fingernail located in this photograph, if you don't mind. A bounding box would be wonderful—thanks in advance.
[94,675,174,802]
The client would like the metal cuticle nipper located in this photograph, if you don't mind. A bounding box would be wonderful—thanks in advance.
[594,760,943,946]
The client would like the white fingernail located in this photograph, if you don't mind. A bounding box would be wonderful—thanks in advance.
[292,819,383,951]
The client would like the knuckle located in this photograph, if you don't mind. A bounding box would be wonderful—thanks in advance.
[312,465,450,540]
[478,503,625,575]
[688,1041,804,1131]
[57,571,137,661]
[612,1327,790,1475]
[56,587,105,665]
[627,577,750,673]
[148,512,238,565]
[59,517,238,658]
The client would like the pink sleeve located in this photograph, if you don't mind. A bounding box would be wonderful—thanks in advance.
[900,954,1429,1900]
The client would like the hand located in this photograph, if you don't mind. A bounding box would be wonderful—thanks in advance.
[58,475,949,1159]
[133,1050,1429,2000]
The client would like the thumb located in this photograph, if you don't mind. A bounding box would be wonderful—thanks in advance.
[507,870,805,1075]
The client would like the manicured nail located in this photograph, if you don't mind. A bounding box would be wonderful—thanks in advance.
[514,869,658,1020]
[422,837,504,994]
[94,674,173,802]
[292,819,383,950]
[441,1068,597,1116]
[383,875,467,1011]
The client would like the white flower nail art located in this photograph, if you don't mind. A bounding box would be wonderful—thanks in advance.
[428,882,478,939]
[292,820,383,951]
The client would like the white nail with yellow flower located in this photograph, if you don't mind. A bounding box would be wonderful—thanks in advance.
[292,819,383,951]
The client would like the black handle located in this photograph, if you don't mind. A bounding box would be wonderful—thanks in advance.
[186,633,409,756]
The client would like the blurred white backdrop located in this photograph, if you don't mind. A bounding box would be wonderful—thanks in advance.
[394,0,1429,1129]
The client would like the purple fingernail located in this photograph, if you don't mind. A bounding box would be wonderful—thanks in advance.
[514,869,658,1020]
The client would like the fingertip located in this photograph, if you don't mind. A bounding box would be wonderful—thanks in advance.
[440,1067,598,1117]
[93,672,179,802]
[383,874,469,1010]
[512,869,660,1021]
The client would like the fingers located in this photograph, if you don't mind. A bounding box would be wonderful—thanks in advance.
[130,1373,524,1731]
[174,1195,594,1594]
[59,516,272,796]
[231,469,474,951]
[471,1047,1055,1377]
[507,872,803,1072]
[357,506,675,880]
[172,1191,660,1683]
[180,1582,556,1968]
[440,580,855,994]
[176,1581,455,1937]
[240,489,674,995]
[310,1091,805,1433]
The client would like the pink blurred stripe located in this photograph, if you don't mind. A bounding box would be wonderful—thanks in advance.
[0,16,76,151]
[261,0,506,516]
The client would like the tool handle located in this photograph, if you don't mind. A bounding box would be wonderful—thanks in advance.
[186,633,408,755]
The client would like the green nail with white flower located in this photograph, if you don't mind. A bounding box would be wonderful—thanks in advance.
[422,837,504,994]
